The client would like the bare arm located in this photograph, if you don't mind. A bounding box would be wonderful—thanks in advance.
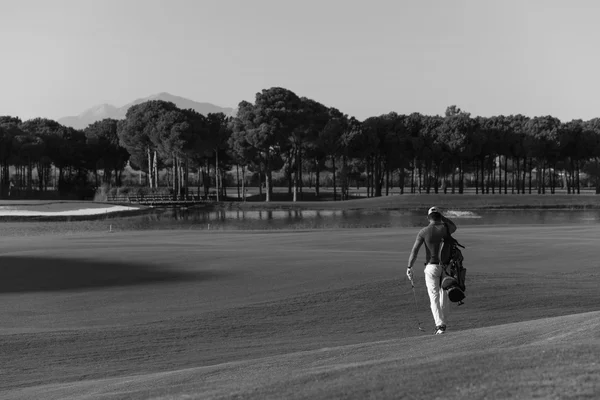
[407,234,424,269]
[442,215,457,234]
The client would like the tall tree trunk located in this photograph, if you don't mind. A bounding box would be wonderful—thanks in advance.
[27,160,32,192]
[513,157,518,194]
[411,160,415,193]
[265,151,272,202]
[42,164,47,191]
[522,156,526,194]
[537,163,541,194]
[38,163,45,192]
[215,148,220,202]
[5,162,9,192]
[554,163,558,194]
[236,164,240,200]
[541,162,546,194]
[366,158,370,197]
[424,161,430,194]
[418,161,422,194]
[372,157,376,196]
[241,165,246,201]
[197,164,206,199]
[504,156,508,194]
[434,162,440,194]
[475,159,479,194]
[450,161,455,194]
[172,154,178,200]
[550,162,555,194]
[58,167,64,193]
[371,157,375,196]
[298,148,303,200]
[258,165,263,200]
[153,151,158,188]
[497,156,501,193]
[43,165,48,191]
[488,156,494,194]
[380,158,386,196]
[458,160,463,194]
[147,146,153,188]
[497,156,501,194]
[571,160,576,194]
[595,158,600,194]
[576,160,581,194]
[385,163,390,196]
[400,168,405,194]
[365,158,369,197]
[566,160,572,194]
[340,154,346,200]
[287,149,293,195]
[315,157,320,198]
[528,158,533,194]
[375,156,383,197]
[203,161,210,197]
[543,161,547,194]
[461,162,466,194]
[481,156,486,194]
[178,165,182,197]
[293,148,298,202]
[332,155,337,201]
[185,158,190,198]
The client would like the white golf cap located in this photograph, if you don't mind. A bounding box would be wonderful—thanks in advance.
[428,206,440,215]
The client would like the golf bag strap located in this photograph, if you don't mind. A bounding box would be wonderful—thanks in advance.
[444,222,465,248]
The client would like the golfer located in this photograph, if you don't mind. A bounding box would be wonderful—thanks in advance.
[406,206,457,334]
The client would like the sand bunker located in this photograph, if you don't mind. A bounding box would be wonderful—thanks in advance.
[0,205,139,216]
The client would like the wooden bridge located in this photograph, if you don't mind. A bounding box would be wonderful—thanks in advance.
[107,193,218,206]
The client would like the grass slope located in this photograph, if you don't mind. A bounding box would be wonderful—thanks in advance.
[5,311,599,400]
[1,227,599,399]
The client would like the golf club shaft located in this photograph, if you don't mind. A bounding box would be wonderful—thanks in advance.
[409,277,425,331]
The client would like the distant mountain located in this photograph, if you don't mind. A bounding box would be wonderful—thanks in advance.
[58,92,236,129]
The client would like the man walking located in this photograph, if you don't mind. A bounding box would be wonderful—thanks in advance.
[406,206,457,334]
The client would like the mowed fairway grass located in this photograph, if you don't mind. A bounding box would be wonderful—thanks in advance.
[1,224,599,399]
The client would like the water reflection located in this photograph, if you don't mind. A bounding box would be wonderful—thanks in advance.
[167,208,349,227]
[119,207,600,231]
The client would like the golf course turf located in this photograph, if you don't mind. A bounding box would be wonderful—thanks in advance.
[1,218,599,399]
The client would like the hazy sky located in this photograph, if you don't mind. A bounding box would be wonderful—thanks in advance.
[2,0,600,122]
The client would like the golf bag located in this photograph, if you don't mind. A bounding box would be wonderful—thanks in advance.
[440,225,467,305]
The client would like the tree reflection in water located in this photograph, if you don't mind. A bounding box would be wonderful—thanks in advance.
[119,208,600,231]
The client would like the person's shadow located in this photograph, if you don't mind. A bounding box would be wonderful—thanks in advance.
[0,256,225,293]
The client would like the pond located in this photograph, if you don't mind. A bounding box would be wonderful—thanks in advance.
[103,207,600,231]
[2,206,599,236]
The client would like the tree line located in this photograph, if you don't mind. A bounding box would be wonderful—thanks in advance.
[1,86,600,201]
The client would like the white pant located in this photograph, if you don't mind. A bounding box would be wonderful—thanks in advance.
[424,264,449,327]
